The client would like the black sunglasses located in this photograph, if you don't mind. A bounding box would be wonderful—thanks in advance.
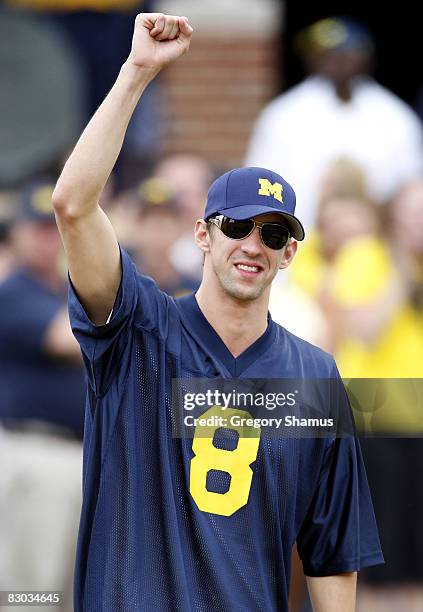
[208,215,290,250]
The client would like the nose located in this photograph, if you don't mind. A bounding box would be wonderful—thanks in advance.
[239,227,263,257]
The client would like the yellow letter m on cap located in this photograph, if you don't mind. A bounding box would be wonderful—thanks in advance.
[258,179,283,204]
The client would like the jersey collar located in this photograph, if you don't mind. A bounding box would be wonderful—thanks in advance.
[175,292,277,377]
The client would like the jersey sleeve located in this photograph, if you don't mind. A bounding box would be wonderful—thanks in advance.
[296,435,384,576]
[296,364,384,576]
[68,247,168,397]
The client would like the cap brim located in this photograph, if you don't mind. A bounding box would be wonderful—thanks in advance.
[213,204,305,241]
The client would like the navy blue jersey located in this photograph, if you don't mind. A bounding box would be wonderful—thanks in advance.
[69,249,383,611]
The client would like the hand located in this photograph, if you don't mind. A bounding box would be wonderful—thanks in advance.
[129,13,193,71]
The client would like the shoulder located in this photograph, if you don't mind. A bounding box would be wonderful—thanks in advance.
[275,322,338,378]
[0,271,28,294]
[69,246,178,345]
[282,325,333,362]
[359,80,421,124]
[0,270,54,304]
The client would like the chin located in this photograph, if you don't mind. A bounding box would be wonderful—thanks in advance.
[222,279,266,302]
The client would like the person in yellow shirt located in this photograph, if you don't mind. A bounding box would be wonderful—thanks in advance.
[389,179,423,315]
[291,167,423,611]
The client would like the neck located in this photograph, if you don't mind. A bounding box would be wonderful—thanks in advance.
[195,280,270,358]
[335,81,352,102]
[319,75,354,102]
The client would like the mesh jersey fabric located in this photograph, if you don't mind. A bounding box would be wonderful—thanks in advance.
[69,248,383,612]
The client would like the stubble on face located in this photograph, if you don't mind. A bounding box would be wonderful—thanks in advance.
[208,229,283,302]
[212,260,271,301]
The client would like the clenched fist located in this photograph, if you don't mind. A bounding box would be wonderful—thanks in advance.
[128,13,193,70]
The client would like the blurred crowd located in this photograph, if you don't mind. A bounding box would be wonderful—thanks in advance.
[252,17,423,612]
[0,6,423,612]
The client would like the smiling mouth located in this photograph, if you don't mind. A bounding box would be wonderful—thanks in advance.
[235,263,263,275]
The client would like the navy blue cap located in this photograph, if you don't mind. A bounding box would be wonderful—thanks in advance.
[204,167,305,240]
[296,17,375,57]
[19,178,56,223]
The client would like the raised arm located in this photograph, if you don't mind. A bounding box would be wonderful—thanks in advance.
[52,14,193,324]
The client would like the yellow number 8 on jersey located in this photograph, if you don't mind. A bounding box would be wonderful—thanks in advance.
[190,406,261,516]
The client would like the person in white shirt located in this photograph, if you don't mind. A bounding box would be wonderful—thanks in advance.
[246,17,423,232]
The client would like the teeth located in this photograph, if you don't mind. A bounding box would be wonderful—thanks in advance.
[237,264,259,272]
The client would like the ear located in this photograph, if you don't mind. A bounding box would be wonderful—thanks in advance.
[279,239,298,269]
[194,219,211,253]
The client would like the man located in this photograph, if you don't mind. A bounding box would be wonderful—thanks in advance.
[246,17,423,232]
[0,178,85,436]
[153,153,215,280]
[53,13,383,611]
[122,176,199,296]
[0,179,85,609]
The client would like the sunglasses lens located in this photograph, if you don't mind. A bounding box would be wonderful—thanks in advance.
[215,216,290,249]
[220,217,254,240]
[261,224,290,249]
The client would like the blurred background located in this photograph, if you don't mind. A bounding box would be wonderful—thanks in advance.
[0,0,422,610]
